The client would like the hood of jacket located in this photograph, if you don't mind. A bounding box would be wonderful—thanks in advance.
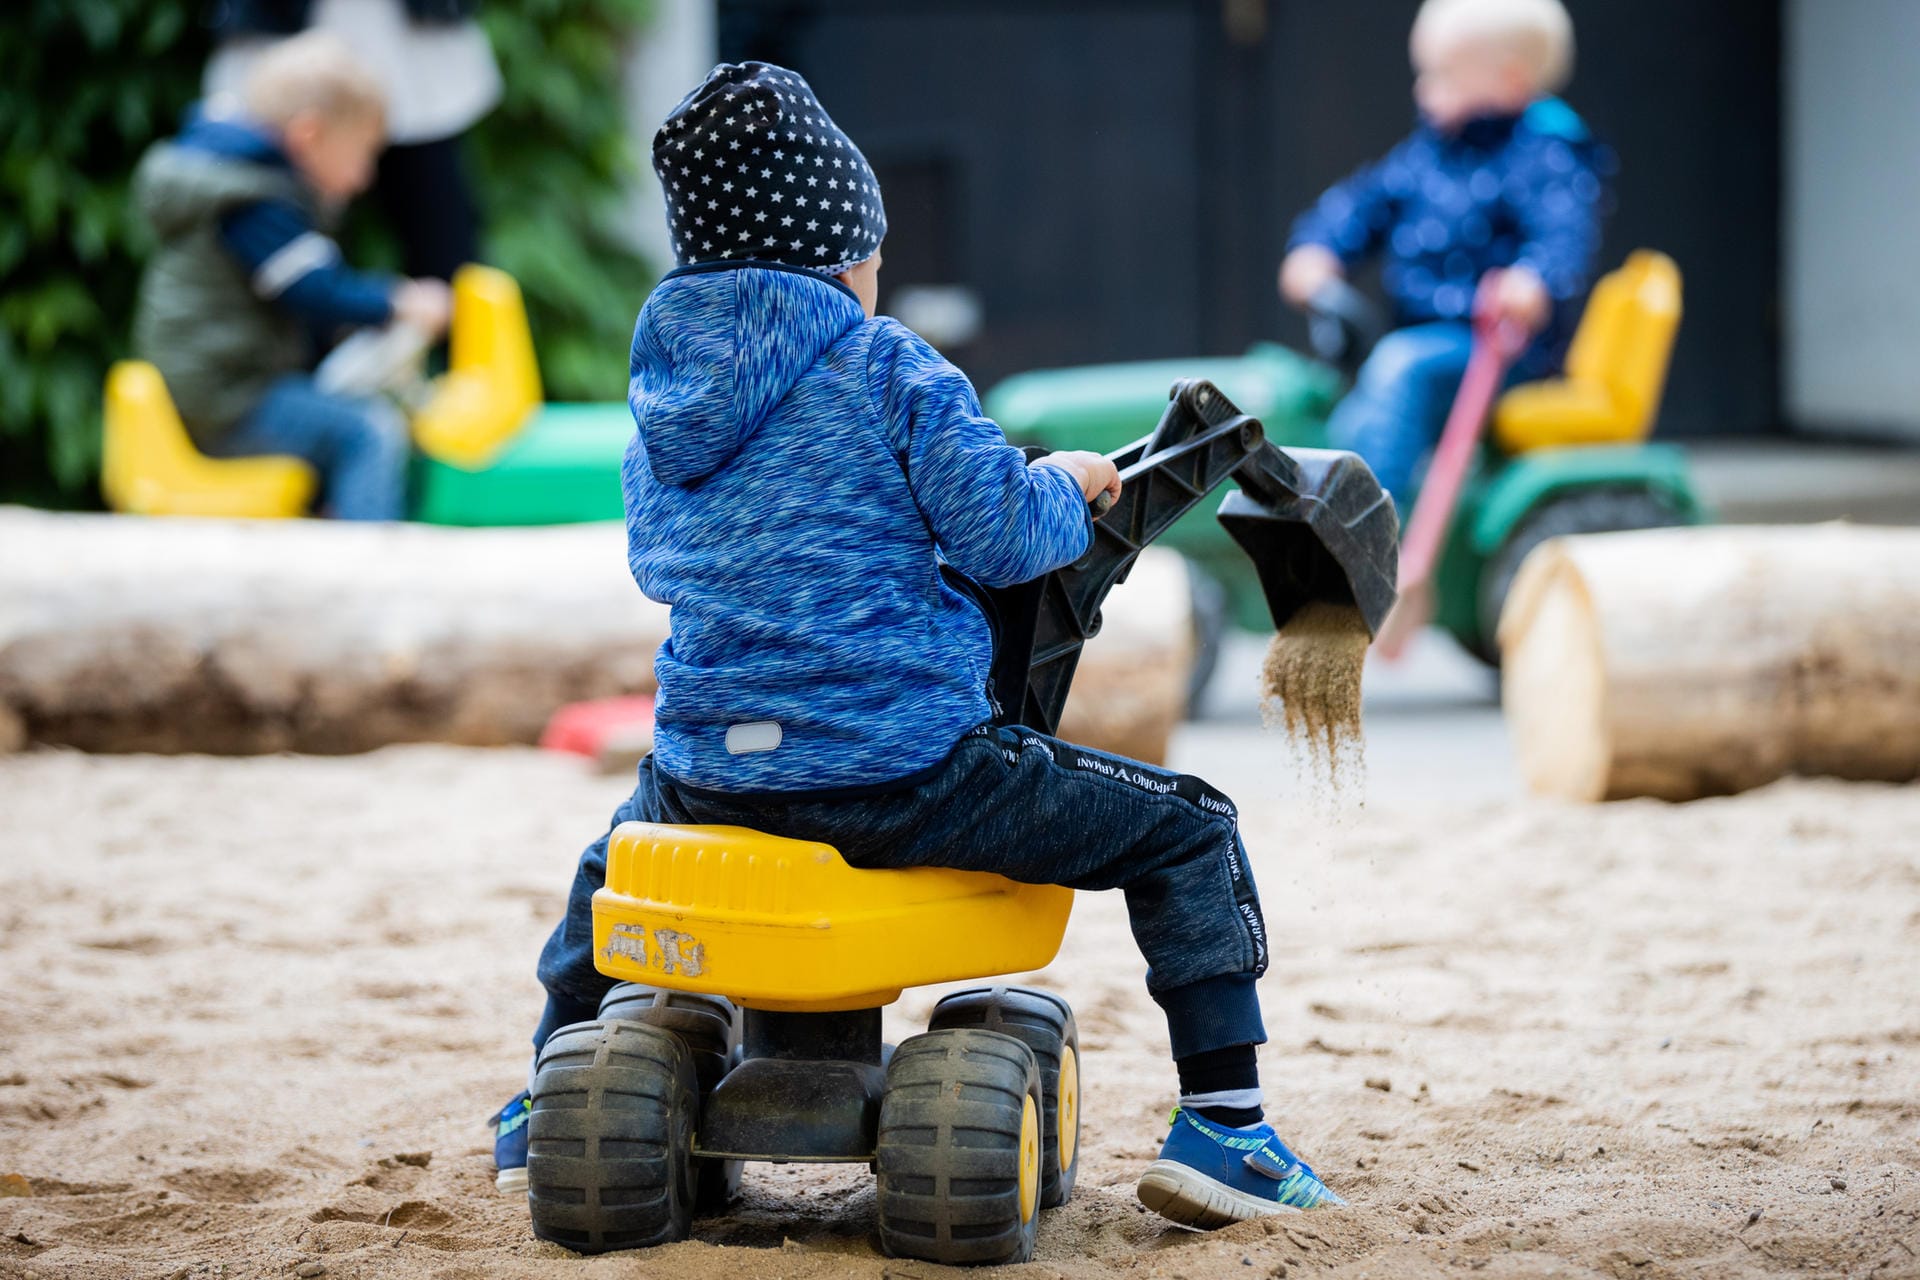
[627,263,868,486]
[136,108,307,241]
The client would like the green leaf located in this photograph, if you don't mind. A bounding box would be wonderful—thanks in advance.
[0,330,33,432]
[141,5,185,55]
[41,352,104,488]
[10,278,102,352]
[116,90,153,143]
[0,220,25,276]
[21,154,65,240]
[72,0,122,51]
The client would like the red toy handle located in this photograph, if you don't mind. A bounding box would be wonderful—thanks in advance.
[1374,272,1529,658]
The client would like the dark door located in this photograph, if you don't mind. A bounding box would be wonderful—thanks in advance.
[719,0,1781,436]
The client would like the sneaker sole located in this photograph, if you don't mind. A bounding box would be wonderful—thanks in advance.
[496,1166,527,1197]
[1136,1160,1303,1229]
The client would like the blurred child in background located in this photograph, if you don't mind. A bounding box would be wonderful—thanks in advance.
[131,32,449,520]
[204,0,501,284]
[1279,0,1610,504]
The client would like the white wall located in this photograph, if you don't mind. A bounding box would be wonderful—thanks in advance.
[1785,0,1920,438]
[622,0,718,270]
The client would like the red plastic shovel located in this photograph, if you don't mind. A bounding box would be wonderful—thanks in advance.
[1373,276,1531,659]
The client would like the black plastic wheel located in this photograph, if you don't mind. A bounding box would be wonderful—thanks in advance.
[1472,487,1687,665]
[527,1019,698,1254]
[595,983,742,1212]
[597,984,739,1090]
[928,985,1080,1207]
[874,1028,1044,1266]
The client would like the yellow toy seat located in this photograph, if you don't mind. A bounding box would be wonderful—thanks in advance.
[100,361,317,518]
[1494,250,1683,453]
[592,823,1075,1012]
[410,264,543,468]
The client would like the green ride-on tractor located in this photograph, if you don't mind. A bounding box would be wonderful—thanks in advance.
[984,250,1705,677]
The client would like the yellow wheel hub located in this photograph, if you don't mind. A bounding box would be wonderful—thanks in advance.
[1017,1093,1040,1223]
[1056,1045,1079,1172]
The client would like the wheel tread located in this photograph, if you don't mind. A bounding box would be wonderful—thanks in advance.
[592,984,744,1215]
[874,1027,1042,1266]
[526,1019,698,1253]
[927,985,1081,1208]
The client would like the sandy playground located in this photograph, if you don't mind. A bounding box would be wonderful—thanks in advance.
[1,744,1917,1280]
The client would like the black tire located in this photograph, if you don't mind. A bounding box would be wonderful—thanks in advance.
[1184,560,1230,719]
[927,986,1080,1208]
[874,1028,1044,1266]
[1472,487,1687,666]
[595,984,742,1213]
[527,1019,698,1253]
[596,983,739,1092]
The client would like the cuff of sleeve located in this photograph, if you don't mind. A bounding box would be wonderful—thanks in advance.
[365,278,400,326]
[1511,253,1578,300]
[1286,233,1347,261]
[1046,458,1096,557]
[1153,972,1268,1060]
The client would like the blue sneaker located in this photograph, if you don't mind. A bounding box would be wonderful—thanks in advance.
[1136,1108,1346,1227]
[491,1090,531,1196]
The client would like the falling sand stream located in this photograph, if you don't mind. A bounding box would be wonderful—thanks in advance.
[1260,601,1371,803]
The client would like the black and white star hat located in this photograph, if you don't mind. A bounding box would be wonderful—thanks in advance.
[652,61,887,276]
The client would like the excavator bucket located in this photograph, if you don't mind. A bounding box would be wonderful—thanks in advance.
[1217,444,1399,638]
[982,379,1399,737]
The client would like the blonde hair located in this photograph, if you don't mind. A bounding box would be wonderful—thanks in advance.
[1412,0,1575,93]
[243,31,387,129]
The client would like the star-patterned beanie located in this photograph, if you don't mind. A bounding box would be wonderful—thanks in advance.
[653,61,886,276]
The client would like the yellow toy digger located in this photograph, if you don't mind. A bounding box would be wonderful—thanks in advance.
[523,381,1399,1265]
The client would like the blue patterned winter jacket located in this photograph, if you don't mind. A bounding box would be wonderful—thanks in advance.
[624,262,1091,792]
[1289,99,1612,374]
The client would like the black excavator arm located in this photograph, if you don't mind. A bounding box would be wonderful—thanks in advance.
[983,378,1399,736]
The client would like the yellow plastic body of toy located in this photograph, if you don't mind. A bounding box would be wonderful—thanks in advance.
[591,823,1075,1012]
[100,360,316,518]
[410,264,542,469]
[1494,250,1683,453]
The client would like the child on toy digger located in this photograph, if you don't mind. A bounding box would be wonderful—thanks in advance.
[1279,0,1610,504]
[131,32,451,520]
[493,61,1344,1227]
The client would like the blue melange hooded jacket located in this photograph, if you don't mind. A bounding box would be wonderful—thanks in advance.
[624,262,1092,793]
[1288,99,1612,375]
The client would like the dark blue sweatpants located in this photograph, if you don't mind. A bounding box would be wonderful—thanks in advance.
[535,722,1268,1061]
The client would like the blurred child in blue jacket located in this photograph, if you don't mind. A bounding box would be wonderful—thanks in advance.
[1280,0,1612,503]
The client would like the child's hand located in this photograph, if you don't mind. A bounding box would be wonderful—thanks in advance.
[392,278,453,338]
[1484,266,1550,336]
[1279,245,1344,309]
[1034,450,1122,507]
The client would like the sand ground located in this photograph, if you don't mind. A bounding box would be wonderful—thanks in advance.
[1,744,1917,1280]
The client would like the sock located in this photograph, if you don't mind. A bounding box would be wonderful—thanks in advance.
[1176,1044,1264,1128]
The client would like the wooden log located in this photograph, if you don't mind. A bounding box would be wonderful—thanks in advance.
[1058,547,1194,766]
[0,508,1189,762]
[1498,523,1920,802]
[0,509,663,754]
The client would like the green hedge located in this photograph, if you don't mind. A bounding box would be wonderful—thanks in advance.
[0,0,655,505]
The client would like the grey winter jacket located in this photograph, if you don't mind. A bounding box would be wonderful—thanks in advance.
[132,128,319,442]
